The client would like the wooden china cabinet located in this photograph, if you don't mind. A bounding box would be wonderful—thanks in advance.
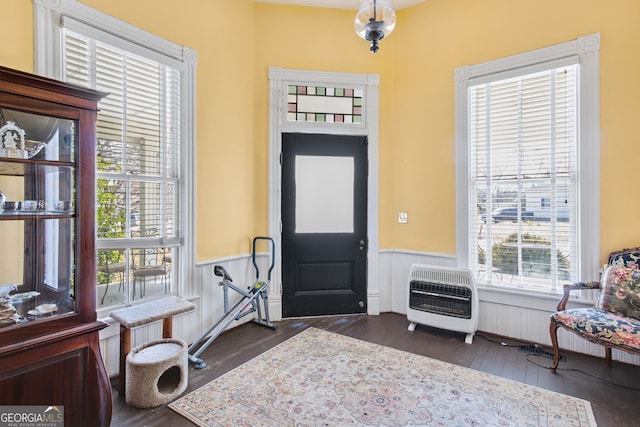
[0,66,111,426]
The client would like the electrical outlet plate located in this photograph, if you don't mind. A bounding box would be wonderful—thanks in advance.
[398,212,408,224]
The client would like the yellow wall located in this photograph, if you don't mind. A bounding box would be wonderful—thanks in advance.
[387,0,640,261]
[0,0,259,259]
[81,0,259,259]
[0,0,33,72]
[2,0,639,263]
[251,3,390,235]
[252,0,640,262]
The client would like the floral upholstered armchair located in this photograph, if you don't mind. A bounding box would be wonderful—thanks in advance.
[549,247,640,372]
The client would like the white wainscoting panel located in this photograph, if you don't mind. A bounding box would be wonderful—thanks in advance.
[99,249,639,378]
[98,252,273,378]
[98,321,120,377]
[378,249,639,366]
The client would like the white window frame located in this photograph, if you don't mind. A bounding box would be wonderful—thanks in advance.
[33,0,197,312]
[455,33,601,292]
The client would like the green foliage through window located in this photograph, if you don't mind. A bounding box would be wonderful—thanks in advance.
[489,233,569,279]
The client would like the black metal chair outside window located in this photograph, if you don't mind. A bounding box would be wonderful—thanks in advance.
[132,248,170,299]
[98,250,127,305]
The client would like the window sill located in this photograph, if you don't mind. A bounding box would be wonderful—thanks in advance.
[477,284,596,311]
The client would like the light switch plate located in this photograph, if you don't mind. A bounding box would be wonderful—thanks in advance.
[398,212,408,224]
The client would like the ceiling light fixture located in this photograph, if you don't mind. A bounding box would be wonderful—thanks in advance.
[354,0,396,53]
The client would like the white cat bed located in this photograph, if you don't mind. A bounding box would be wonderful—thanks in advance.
[125,338,188,408]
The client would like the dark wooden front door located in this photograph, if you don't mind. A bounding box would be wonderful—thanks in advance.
[281,133,368,317]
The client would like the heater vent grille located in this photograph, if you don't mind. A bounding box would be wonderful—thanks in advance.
[409,281,472,319]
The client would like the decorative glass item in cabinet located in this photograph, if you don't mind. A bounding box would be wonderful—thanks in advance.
[0,109,77,328]
[0,108,74,162]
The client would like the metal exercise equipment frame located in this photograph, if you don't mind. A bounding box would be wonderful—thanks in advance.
[188,236,278,369]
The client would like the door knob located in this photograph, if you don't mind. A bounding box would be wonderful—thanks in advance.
[359,240,365,251]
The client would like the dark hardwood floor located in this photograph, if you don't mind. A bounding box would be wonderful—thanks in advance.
[111,313,640,426]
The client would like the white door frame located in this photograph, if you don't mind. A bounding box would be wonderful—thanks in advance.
[267,67,380,320]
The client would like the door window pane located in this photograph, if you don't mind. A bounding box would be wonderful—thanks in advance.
[295,155,354,233]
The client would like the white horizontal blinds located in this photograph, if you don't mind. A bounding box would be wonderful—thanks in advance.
[63,30,181,244]
[64,34,91,87]
[50,6,196,308]
[63,28,182,305]
[95,45,125,152]
[125,56,161,175]
[469,64,578,292]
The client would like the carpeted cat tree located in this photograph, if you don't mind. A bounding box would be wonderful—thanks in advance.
[125,338,188,408]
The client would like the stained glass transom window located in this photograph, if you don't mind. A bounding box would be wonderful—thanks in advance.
[287,85,363,123]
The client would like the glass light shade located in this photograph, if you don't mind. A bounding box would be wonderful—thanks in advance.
[354,0,396,41]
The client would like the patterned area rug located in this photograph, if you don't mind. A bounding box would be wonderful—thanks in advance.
[169,328,597,426]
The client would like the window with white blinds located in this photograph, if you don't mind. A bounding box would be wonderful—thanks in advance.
[468,65,578,292]
[456,34,600,295]
[63,28,182,306]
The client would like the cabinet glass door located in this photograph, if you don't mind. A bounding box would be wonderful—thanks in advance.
[0,109,76,327]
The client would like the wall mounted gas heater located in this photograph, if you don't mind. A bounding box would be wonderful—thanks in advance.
[407,264,479,344]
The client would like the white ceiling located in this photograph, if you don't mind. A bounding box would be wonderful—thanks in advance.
[254,0,426,11]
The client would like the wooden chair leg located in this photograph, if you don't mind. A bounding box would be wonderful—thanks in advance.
[605,346,612,367]
[549,321,561,373]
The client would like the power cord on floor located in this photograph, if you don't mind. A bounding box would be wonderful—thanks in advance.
[476,332,522,347]
[478,333,640,390]
[525,353,640,390]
